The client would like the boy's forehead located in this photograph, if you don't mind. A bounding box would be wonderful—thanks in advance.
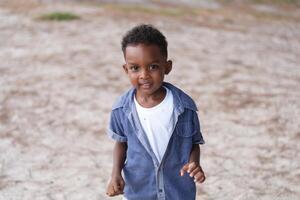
[124,44,165,62]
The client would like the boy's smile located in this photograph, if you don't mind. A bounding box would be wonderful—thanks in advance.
[123,44,172,106]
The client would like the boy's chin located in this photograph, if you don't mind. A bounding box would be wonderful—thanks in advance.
[136,86,164,96]
[136,88,153,95]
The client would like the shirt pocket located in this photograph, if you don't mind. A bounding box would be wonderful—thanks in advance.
[172,121,195,164]
[175,121,196,138]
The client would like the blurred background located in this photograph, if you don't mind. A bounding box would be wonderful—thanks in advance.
[0,0,300,199]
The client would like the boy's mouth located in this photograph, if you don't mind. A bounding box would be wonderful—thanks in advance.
[139,82,152,89]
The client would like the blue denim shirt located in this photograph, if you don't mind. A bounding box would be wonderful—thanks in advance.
[107,82,205,200]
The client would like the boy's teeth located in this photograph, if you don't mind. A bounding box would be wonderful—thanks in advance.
[141,83,150,88]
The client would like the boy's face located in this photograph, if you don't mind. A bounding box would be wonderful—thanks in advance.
[123,44,172,97]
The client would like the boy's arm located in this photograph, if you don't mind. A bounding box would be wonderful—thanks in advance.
[189,143,200,164]
[106,141,127,196]
[180,144,205,183]
[112,141,127,177]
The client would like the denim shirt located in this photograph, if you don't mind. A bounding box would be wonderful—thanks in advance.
[107,82,205,200]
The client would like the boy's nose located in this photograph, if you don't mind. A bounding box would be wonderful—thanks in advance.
[140,69,150,79]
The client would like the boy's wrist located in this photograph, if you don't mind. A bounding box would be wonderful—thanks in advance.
[188,156,200,164]
[111,170,122,178]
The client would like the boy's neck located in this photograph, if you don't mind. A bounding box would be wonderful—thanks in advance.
[135,87,166,108]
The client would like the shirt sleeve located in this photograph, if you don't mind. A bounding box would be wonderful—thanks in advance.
[107,110,127,142]
[192,111,205,145]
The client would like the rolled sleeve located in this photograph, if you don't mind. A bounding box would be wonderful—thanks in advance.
[107,110,127,142]
[192,111,205,145]
[107,128,127,142]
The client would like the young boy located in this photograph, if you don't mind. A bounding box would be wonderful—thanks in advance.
[106,24,205,200]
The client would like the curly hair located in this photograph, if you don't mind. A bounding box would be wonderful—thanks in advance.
[121,24,168,58]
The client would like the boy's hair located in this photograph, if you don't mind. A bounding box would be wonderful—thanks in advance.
[121,24,168,58]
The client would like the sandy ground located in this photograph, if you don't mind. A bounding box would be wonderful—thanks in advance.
[0,1,300,200]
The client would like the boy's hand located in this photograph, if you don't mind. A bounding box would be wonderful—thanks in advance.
[180,162,206,183]
[106,174,125,197]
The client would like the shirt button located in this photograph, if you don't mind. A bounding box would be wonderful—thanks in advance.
[159,189,163,192]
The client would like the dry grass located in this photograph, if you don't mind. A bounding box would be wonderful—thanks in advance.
[38,12,80,21]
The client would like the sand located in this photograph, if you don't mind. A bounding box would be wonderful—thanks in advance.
[0,1,300,200]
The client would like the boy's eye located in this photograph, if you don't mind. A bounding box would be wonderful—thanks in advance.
[129,65,139,72]
[149,64,159,70]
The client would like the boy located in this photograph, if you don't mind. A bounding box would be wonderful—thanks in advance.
[106,24,205,200]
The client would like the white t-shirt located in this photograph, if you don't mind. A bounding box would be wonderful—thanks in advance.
[134,87,175,162]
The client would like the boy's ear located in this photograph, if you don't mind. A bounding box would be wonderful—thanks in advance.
[165,60,172,75]
[123,64,128,74]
